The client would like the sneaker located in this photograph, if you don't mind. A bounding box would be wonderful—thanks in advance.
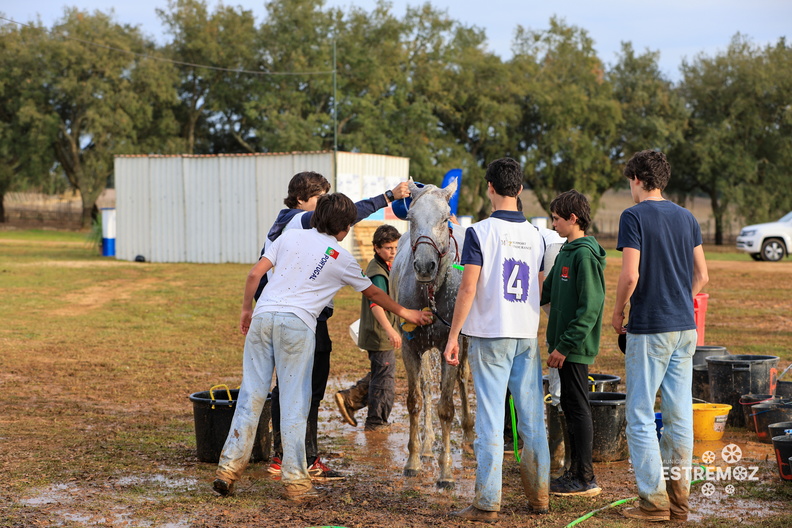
[308,457,346,481]
[334,391,358,427]
[283,483,326,502]
[212,478,235,497]
[267,456,282,475]
[364,422,390,432]
[621,507,670,522]
[449,505,498,523]
[550,477,602,497]
[550,469,574,486]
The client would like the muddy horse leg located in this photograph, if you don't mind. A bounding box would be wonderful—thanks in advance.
[456,344,476,451]
[403,347,424,477]
[419,352,435,460]
[436,360,457,489]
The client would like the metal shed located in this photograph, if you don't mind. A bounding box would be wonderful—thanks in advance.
[114,151,409,263]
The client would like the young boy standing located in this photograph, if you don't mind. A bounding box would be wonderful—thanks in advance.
[613,150,708,522]
[443,157,550,522]
[541,190,606,497]
[262,172,409,479]
[335,224,401,431]
[214,194,430,501]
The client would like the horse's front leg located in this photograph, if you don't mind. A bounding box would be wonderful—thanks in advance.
[436,359,457,489]
[403,347,423,477]
[456,339,476,452]
[419,351,435,460]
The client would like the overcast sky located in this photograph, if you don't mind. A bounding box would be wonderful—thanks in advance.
[2,0,790,81]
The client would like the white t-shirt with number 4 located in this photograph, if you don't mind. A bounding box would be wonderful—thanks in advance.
[462,217,544,339]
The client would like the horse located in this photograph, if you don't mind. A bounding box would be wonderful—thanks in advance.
[390,179,475,489]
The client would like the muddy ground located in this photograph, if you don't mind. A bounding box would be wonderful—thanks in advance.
[9,370,792,528]
[3,237,792,527]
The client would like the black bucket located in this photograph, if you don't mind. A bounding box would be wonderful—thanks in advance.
[752,401,792,444]
[692,365,710,402]
[768,421,792,440]
[771,433,792,481]
[589,392,628,462]
[706,355,780,427]
[588,373,621,392]
[776,380,792,399]
[189,388,272,463]
[693,345,728,367]
[740,394,778,433]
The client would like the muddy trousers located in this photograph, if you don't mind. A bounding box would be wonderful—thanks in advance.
[468,336,550,512]
[271,319,332,463]
[558,361,595,483]
[217,313,314,487]
[342,350,396,428]
[625,330,696,519]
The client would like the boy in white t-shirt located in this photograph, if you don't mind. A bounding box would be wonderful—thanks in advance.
[443,158,551,522]
[213,193,431,501]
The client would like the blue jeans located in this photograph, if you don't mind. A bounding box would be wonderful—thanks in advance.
[625,330,696,517]
[217,312,315,487]
[468,336,550,511]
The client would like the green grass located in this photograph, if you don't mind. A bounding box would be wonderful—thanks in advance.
[2,229,791,528]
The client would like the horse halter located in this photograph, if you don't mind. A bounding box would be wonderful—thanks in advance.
[410,225,460,263]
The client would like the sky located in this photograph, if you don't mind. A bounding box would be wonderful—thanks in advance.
[1,0,790,81]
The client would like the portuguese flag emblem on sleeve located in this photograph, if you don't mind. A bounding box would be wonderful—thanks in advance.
[326,247,340,259]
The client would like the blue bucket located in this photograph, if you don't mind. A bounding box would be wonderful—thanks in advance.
[655,412,664,440]
[391,182,425,220]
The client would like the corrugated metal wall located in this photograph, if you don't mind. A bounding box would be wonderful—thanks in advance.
[114,152,408,263]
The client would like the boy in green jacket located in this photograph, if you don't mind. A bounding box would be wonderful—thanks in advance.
[541,190,606,497]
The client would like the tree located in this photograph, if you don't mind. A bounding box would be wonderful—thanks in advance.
[607,42,687,170]
[402,4,517,218]
[674,35,792,243]
[0,21,58,221]
[158,0,259,154]
[509,18,622,216]
[35,9,182,226]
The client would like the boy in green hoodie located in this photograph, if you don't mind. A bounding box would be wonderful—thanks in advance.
[541,189,606,497]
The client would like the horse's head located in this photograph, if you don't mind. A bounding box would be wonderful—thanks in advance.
[407,178,458,283]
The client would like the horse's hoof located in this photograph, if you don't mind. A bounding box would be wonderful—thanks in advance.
[436,480,455,490]
[420,455,434,463]
[404,469,420,477]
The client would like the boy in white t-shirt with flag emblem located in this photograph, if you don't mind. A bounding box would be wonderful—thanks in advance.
[213,193,431,501]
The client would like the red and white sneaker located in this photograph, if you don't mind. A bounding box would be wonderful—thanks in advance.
[267,456,282,475]
[308,457,346,481]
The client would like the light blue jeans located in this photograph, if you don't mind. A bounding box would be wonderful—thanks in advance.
[625,330,696,517]
[217,312,315,487]
[468,336,550,511]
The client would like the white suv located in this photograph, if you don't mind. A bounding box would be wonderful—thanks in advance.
[736,212,792,261]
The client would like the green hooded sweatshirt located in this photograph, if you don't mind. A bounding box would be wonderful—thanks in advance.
[540,236,606,365]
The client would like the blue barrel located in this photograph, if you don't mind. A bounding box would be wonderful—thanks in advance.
[101,208,116,257]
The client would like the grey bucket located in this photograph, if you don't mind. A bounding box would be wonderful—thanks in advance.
[706,355,780,427]
[589,392,628,462]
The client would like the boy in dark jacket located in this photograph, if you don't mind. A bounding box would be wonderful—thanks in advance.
[541,190,606,497]
[335,224,401,431]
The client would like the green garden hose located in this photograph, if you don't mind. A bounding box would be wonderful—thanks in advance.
[564,465,708,527]
[509,395,520,463]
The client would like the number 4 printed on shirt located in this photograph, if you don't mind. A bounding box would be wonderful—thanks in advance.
[503,258,530,303]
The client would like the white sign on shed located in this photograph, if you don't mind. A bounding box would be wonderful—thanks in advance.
[114,151,410,263]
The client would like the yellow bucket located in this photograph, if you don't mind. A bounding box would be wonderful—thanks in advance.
[692,403,732,441]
